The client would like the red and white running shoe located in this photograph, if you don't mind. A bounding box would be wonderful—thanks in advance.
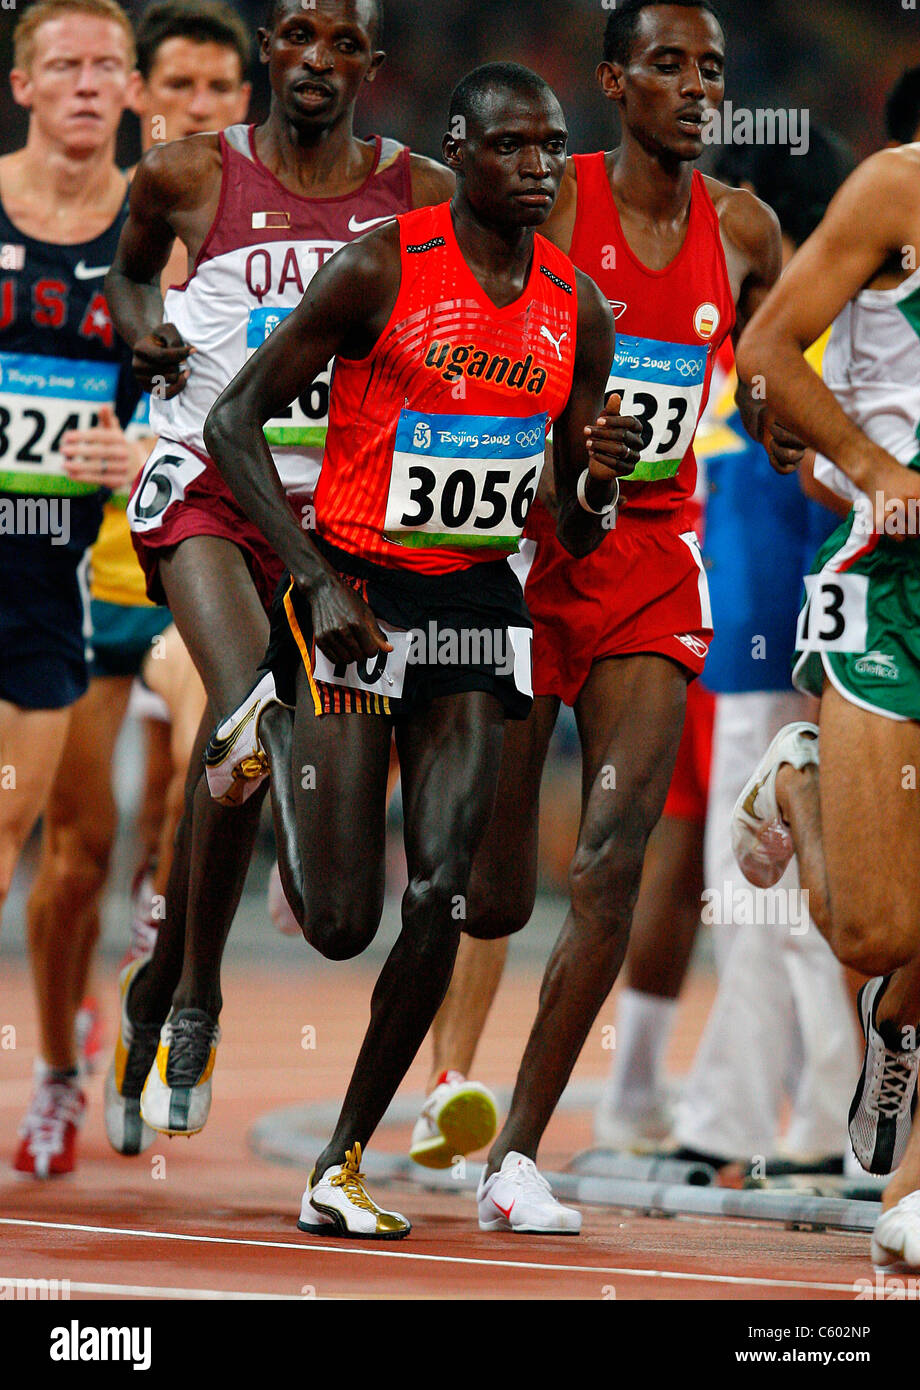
[14,1063,85,1178]
[119,866,161,971]
[75,996,104,1075]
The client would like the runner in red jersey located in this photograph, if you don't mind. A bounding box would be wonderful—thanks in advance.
[99,0,458,1160]
[416,0,810,1232]
[200,63,626,1237]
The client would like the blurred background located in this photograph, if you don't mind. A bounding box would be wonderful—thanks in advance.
[1,0,915,955]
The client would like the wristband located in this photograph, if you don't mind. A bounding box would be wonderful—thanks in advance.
[576,467,619,515]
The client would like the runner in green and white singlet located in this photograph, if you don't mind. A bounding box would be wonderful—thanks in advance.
[732,140,920,1272]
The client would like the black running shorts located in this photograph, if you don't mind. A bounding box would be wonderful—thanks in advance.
[263,536,534,720]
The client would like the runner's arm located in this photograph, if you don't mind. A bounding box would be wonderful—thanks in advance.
[105,140,217,395]
[737,147,920,508]
[720,186,806,472]
[204,227,400,628]
[554,272,631,558]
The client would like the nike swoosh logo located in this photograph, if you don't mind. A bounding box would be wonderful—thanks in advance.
[608,300,628,320]
[347,213,395,234]
[492,1197,515,1220]
[74,260,111,280]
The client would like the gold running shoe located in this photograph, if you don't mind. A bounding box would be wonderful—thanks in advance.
[298,1143,411,1239]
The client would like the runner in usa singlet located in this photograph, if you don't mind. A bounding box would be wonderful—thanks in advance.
[315,200,578,575]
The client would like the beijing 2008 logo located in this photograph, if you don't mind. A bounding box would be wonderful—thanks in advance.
[413,421,432,449]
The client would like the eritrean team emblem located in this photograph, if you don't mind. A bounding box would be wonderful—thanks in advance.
[693,302,720,340]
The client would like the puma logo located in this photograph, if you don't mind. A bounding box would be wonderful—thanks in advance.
[539,325,568,361]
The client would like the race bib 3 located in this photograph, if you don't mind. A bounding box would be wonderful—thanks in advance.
[606,336,708,482]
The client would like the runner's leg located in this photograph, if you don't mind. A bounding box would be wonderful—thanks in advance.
[777,683,920,976]
[424,694,560,1089]
[26,676,132,1069]
[0,702,71,921]
[312,691,505,1178]
[128,536,280,1023]
[486,654,688,1173]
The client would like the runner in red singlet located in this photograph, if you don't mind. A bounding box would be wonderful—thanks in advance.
[419,0,810,1232]
[200,63,630,1237]
[100,0,457,1159]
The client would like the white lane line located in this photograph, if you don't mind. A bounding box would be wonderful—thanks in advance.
[0,1278,315,1301]
[0,1218,857,1293]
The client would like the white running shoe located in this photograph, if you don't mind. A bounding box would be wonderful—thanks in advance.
[731,721,819,889]
[849,977,919,1175]
[872,1191,920,1271]
[204,671,288,806]
[268,859,301,936]
[409,1070,498,1169]
[477,1151,581,1234]
[140,1007,221,1136]
[298,1143,411,1239]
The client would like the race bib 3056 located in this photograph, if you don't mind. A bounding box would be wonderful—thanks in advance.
[384,410,546,549]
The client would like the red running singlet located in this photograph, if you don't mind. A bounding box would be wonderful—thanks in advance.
[315,201,578,574]
[567,154,734,519]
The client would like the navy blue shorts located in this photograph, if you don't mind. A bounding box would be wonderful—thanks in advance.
[0,533,91,710]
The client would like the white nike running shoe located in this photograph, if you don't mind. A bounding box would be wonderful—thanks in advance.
[872,1191,920,1271]
[298,1143,411,1239]
[204,671,289,806]
[731,721,819,889]
[409,1070,498,1169]
[477,1151,581,1234]
[849,976,919,1175]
